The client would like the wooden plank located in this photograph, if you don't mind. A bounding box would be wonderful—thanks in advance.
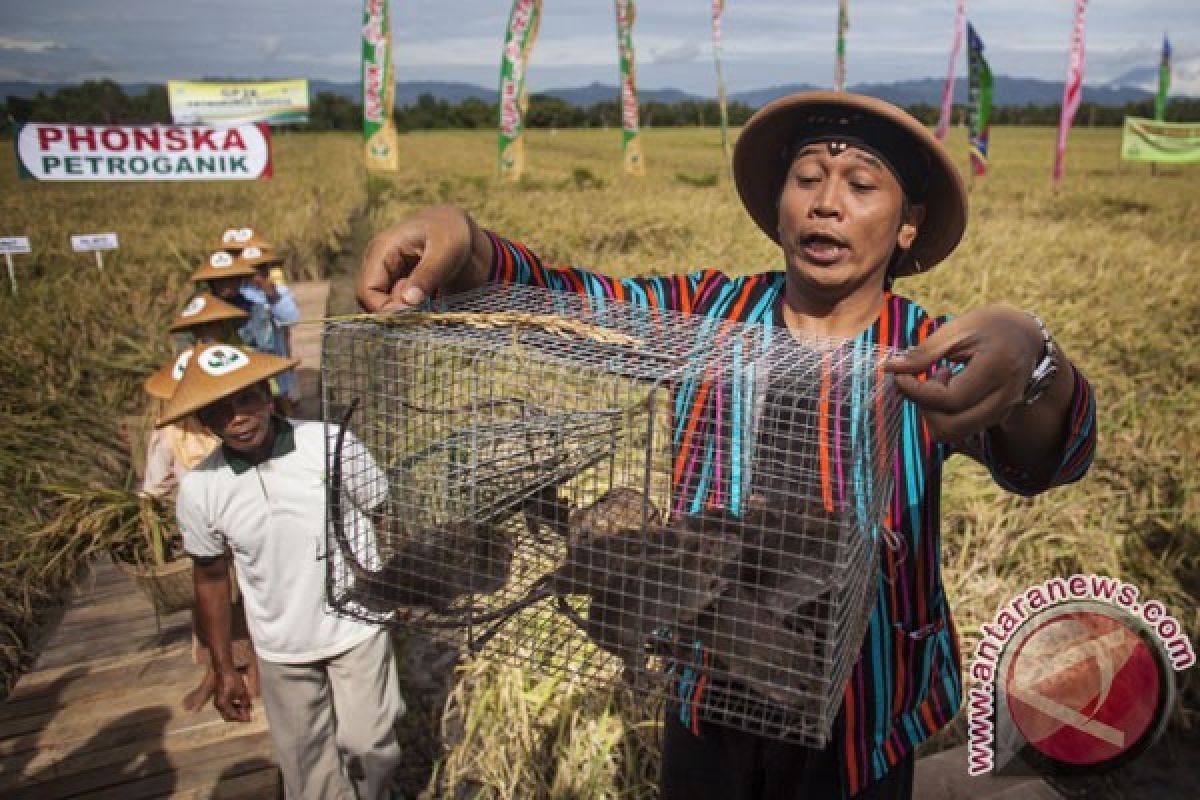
[9,641,191,697]
[5,727,275,800]
[1,710,268,791]
[48,607,190,644]
[32,621,191,672]
[194,765,281,800]
[0,677,263,749]
[1,658,201,721]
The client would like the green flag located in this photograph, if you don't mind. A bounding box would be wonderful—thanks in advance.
[498,0,543,182]
[362,0,398,171]
[1156,35,1171,121]
[615,0,645,175]
[835,0,849,92]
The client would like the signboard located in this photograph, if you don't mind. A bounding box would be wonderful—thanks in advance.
[0,236,31,255]
[0,236,30,295]
[71,232,119,252]
[167,79,310,126]
[14,123,273,182]
[1121,117,1200,164]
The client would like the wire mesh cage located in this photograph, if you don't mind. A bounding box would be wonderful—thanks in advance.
[322,284,902,747]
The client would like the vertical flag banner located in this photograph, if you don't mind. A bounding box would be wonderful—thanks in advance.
[936,0,966,140]
[834,0,849,92]
[1156,35,1172,121]
[1054,0,1088,183]
[498,0,543,182]
[711,0,731,163]
[362,0,399,171]
[615,0,645,176]
[966,22,992,177]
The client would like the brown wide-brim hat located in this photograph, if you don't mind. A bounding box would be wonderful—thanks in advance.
[733,91,968,276]
[236,245,284,271]
[214,227,274,253]
[157,343,298,427]
[168,292,249,333]
[143,348,195,400]
[189,250,257,283]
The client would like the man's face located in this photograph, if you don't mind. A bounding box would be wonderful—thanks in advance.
[777,144,919,301]
[198,383,274,454]
[209,277,244,300]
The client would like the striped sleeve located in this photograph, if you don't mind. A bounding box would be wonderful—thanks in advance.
[485,230,714,313]
[979,364,1097,496]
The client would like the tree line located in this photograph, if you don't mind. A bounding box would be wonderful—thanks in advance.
[4,80,1199,133]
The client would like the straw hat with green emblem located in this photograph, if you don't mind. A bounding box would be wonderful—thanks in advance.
[214,227,274,254]
[157,343,297,426]
[167,293,249,333]
[143,348,194,401]
[189,250,257,283]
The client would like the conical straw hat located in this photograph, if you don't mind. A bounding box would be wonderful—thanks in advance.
[158,343,298,426]
[143,348,195,400]
[237,245,284,270]
[190,250,258,283]
[214,227,274,253]
[168,293,249,332]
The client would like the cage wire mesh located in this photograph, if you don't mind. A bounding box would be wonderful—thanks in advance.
[322,284,902,747]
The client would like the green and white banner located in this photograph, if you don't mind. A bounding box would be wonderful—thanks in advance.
[615,0,644,176]
[362,0,399,171]
[167,80,309,126]
[498,0,543,182]
[14,122,272,181]
[711,0,730,162]
[1121,117,1200,164]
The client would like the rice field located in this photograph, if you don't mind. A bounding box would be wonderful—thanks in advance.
[3,124,1197,797]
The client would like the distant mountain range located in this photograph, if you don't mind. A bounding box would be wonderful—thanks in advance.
[2,75,1183,110]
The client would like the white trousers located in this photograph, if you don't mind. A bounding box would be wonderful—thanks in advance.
[258,629,405,800]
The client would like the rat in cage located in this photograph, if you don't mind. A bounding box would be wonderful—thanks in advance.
[327,401,520,615]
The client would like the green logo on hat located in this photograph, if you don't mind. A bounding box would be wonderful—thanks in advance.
[199,345,249,377]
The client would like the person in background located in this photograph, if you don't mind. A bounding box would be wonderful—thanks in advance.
[233,245,300,404]
[166,342,404,800]
[354,92,1096,798]
[189,248,299,412]
[167,291,248,348]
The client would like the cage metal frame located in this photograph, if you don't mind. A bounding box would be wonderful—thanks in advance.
[321,284,902,747]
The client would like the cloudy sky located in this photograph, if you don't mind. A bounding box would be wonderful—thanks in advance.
[2,1,1197,94]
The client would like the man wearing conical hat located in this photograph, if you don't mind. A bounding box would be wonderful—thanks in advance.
[168,343,404,799]
[355,92,1097,797]
[142,346,259,713]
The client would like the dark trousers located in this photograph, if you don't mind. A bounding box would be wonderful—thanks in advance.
[660,712,914,800]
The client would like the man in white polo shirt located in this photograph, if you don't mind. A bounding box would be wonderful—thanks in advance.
[161,342,403,800]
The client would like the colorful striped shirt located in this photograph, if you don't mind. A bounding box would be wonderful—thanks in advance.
[486,232,1097,794]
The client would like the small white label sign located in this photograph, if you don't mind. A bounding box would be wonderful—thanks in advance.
[0,236,32,255]
[71,233,119,252]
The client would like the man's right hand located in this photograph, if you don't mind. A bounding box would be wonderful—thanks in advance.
[356,204,492,312]
[214,668,253,722]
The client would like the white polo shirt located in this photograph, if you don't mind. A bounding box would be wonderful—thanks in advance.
[179,418,386,663]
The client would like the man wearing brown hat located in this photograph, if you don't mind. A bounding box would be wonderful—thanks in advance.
[354,91,1096,798]
[164,343,404,800]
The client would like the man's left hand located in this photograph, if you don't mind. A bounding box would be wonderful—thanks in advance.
[884,306,1043,443]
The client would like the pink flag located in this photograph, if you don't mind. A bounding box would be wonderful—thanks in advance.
[1054,0,1088,182]
[936,0,966,140]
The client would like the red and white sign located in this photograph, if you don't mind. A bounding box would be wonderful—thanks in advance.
[15,122,272,182]
[1005,608,1162,766]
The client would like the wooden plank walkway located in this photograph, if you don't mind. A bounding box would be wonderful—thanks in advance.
[0,281,330,798]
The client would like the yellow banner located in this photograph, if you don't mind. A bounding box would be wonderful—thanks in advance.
[167,80,309,126]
